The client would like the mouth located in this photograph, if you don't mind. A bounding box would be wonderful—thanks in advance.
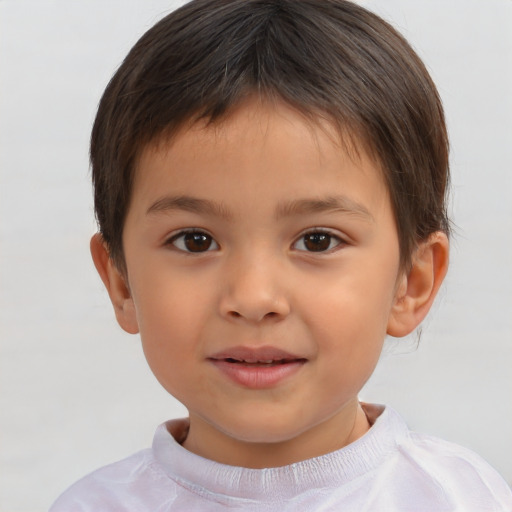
[208,346,307,388]
[208,346,306,365]
[221,357,304,367]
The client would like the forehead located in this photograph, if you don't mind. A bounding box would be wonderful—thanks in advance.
[131,98,389,216]
[139,98,381,176]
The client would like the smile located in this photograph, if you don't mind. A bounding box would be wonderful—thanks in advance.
[208,346,307,389]
[224,358,300,366]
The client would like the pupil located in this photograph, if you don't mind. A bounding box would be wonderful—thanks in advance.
[184,233,212,252]
[304,233,330,252]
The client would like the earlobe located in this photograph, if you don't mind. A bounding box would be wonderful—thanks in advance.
[90,233,139,334]
[387,232,449,338]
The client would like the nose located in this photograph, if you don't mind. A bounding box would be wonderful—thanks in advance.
[218,253,290,323]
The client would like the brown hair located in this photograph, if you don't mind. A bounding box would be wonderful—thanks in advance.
[91,0,450,272]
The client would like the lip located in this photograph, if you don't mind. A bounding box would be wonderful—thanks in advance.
[208,346,307,389]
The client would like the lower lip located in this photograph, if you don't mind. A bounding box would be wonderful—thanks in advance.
[209,360,305,389]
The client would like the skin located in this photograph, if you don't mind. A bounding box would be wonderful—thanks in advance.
[91,98,449,468]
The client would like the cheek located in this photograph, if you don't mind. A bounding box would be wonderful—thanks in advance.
[130,280,213,387]
[302,269,394,369]
[139,316,203,402]
[132,266,214,333]
[305,271,396,333]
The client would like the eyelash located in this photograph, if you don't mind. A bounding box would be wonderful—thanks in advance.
[165,228,346,254]
[292,229,346,253]
[166,229,219,253]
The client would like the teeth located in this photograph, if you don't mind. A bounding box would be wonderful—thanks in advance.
[240,359,286,365]
[242,359,278,364]
[223,357,292,365]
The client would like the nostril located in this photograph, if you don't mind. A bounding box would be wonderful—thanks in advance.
[221,295,290,322]
[227,310,280,321]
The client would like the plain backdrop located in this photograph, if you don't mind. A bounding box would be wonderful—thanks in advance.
[1,1,511,510]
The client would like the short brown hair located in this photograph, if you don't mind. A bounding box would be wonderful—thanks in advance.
[91,0,450,272]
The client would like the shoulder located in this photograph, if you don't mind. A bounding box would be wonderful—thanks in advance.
[48,448,172,512]
[358,405,512,510]
[404,430,507,482]
[388,419,512,510]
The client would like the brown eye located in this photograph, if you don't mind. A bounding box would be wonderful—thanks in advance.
[184,233,212,252]
[294,231,342,252]
[304,233,331,251]
[170,231,219,253]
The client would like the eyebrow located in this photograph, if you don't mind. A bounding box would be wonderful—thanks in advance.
[146,195,232,219]
[146,194,373,222]
[275,196,374,222]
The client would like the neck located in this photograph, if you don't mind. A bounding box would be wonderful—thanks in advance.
[182,401,370,468]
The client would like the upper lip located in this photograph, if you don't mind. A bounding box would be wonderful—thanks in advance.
[208,346,306,364]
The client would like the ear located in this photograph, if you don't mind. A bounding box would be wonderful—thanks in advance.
[387,232,449,337]
[90,233,139,334]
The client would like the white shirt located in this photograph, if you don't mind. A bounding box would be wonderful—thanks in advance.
[49,404,512,511]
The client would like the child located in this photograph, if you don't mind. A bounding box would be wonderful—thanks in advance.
[50,0,512,510]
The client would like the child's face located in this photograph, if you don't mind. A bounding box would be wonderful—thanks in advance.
[120,99,405,465]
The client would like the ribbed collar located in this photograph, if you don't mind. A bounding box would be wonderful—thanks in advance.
[151,403,409,503]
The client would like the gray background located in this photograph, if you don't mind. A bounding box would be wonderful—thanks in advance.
[1,1,511,510]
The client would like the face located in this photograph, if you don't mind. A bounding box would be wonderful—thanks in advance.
[119,99,405,466]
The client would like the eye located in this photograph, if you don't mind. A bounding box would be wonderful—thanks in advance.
[168,230,219,253]
[293,230,344,252]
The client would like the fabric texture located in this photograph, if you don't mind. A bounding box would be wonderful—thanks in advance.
[49,404,512,511]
